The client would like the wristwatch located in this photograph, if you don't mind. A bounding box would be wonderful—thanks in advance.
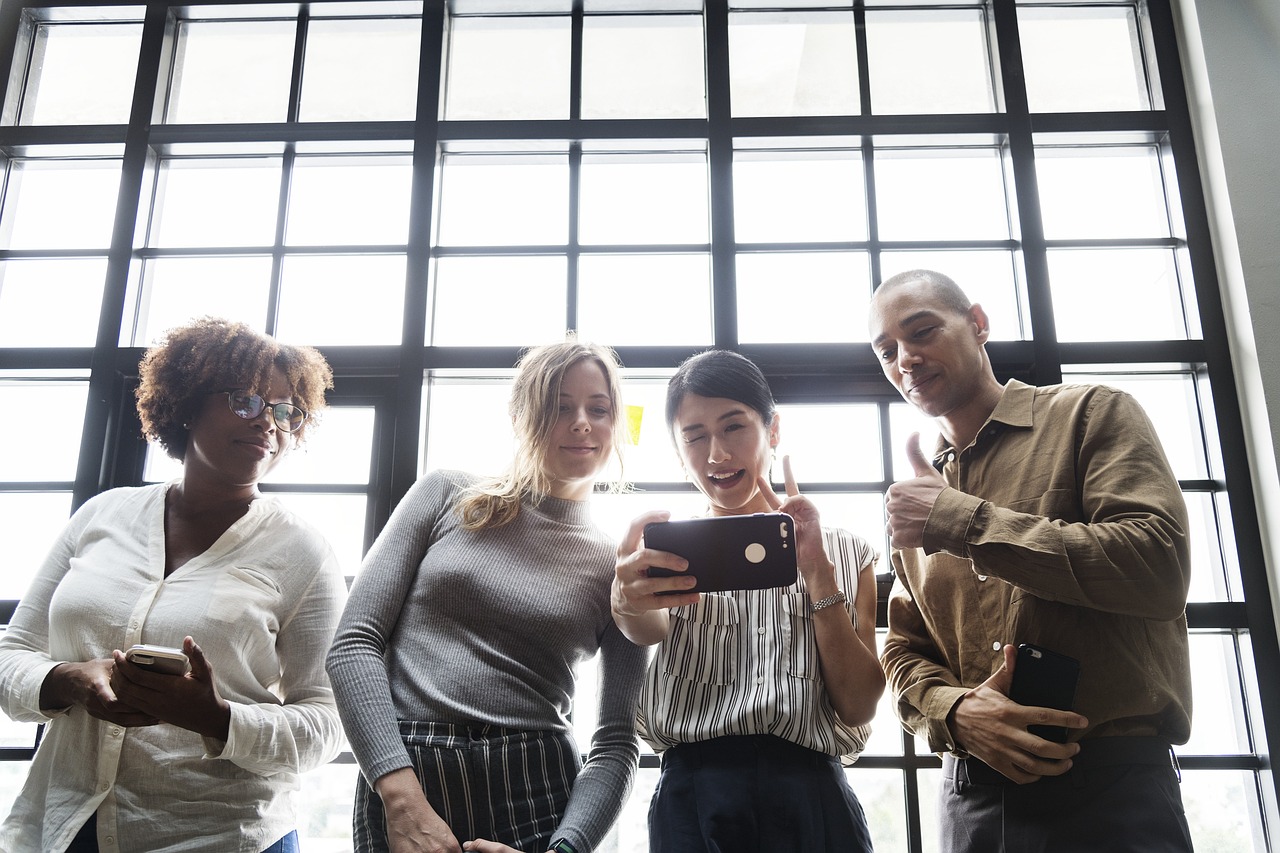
[549,840,577,853]
[810,590,847,613]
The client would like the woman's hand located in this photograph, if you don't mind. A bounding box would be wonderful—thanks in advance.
[611,510,699,645]
[462,841,523,853]
[757,457,838,597]
[376,768,463,853]
[39,658,159,726]
[110,636,231,741]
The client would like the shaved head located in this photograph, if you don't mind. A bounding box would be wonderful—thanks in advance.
[873,269,972,318]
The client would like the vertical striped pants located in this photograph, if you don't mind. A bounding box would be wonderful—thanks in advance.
[354,722,581,853]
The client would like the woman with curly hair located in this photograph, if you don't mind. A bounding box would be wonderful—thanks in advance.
[326,340,647,853]
[0,316,345,853]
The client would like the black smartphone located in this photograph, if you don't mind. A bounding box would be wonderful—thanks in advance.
[644,513,797,594]
[1008,643,1080,743]
[124,644,190,676]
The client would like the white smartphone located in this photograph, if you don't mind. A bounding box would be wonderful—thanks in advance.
[124,644,190,676]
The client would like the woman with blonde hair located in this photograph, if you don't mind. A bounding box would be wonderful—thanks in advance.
[327,340,647,853]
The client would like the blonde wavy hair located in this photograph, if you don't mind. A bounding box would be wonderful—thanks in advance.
[457,339,626,531]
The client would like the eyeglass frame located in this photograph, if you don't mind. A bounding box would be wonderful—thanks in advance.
[219,389,308,433]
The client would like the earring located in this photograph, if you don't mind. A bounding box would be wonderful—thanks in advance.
[182,423,190,430]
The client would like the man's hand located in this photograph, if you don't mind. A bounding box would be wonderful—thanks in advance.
[950,645,1089,784]
[885,432,947,549]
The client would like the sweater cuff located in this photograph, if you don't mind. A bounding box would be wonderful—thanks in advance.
[922,487,982,558]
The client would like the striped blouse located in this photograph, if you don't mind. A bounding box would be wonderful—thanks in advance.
[636,526,876,764]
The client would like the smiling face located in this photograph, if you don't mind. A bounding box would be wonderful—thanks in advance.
[544,358,616,501]
[869,276,1002,443]
[672,393,779,517]
[182,365,294,492]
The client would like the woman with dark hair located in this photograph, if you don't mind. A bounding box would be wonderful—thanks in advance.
[0,316,345,853]
[612,349,883,853]
[326,340,647,853]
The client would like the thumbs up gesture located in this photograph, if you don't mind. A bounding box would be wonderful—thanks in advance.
[885,432,948,549]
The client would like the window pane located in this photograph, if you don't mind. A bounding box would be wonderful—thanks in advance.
[579,154,708,245]
[149,158,283,248]
[592,490,714,544]
[165,20,295,124]
[1019,7,1151,113]
[0,382,87,481]
[728,11,859,117]
[606,376,679,485]
[423,380,514,477]
[0,258,107,346]
[22,23,141,125]
[2,159,122,249]
[1061,370,1208,481]
[286,155,413,246]
[880,250,1025,341]
[444,16,569,120]
[775,404,881,482]
[581,14,706,119]
[263,403,374,485]
[1048,248,1188,342]
[299,17,422,122]
[1181,770,1266,852]
[436,155,568,246]
[733,151,867,243]
[577,254,711,346]
[1035,146,1171,240]
[269,493,366,578]
[1185,492,1230,602]
[854,652,902,756]
[0,492,73,599]
[855,768,911,852]
[805,493,886,566]
[889,402,942,481]
[866,9,995,114]
[1183,632,1251,755]
[430,256,567,346]
[297,759,361,850]
[127,256,272,346]
[874,148,1010,240]
[0,716,38,749]
[277,255,406,346]
[736,252,871,344]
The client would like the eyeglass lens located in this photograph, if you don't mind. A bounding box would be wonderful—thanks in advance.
[227,391,306,432]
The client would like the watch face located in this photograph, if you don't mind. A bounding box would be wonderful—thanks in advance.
[550,841,576,853]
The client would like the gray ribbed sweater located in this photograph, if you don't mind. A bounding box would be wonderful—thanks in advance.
[326,470,646,852]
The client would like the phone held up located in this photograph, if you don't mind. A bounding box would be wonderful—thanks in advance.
[1008,643,1080,743]
[644,512,797,594]
[124,644,190,676]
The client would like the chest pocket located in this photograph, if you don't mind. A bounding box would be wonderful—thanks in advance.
[783,593,819,680]
[660,594,740,686]
[205,565,282,630]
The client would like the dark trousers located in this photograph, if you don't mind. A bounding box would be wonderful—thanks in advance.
[354,721,580,853]
[648,734,874,853]
[940,737,1194,853]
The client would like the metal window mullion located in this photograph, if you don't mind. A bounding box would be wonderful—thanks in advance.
[73,1,168,507]
[387,0,445,508]
[705,0,736,350]
[990,0,1060,385]
[853,3,881,291]
[566,1,582,332]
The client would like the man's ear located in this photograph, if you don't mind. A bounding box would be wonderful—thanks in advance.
[969,303,991,345]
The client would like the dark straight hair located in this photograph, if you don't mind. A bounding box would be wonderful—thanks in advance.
[664,349,777,439]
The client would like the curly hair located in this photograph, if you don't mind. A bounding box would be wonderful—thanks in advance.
[136,317,334,461]
[457,339,627,531]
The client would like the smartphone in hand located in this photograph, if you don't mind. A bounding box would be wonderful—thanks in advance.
[1008,643,1080,743]
[645,513,797,593]
[124,644,190,676]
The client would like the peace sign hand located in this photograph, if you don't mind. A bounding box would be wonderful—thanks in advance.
[757,456,835,588]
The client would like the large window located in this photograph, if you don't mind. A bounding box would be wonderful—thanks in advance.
[0,1,1273,850]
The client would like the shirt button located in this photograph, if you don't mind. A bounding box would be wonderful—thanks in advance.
[110,727,121,737]
[100,783,109,792]
[757,627,766,635]
[756,677,764,684]
[977,575,988,582]
[105,837,114,845]
[992,641,1001,651]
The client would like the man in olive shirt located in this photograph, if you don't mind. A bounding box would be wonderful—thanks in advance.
[871,269,1193,851]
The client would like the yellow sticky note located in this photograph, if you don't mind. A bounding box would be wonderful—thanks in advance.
[625,404,644,445]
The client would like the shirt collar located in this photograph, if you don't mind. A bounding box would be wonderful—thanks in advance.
[931,378,1035,467]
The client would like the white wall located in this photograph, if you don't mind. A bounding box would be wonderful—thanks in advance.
[1174,0,1280,618]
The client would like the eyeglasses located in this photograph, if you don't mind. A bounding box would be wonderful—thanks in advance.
[223,390,308,433]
